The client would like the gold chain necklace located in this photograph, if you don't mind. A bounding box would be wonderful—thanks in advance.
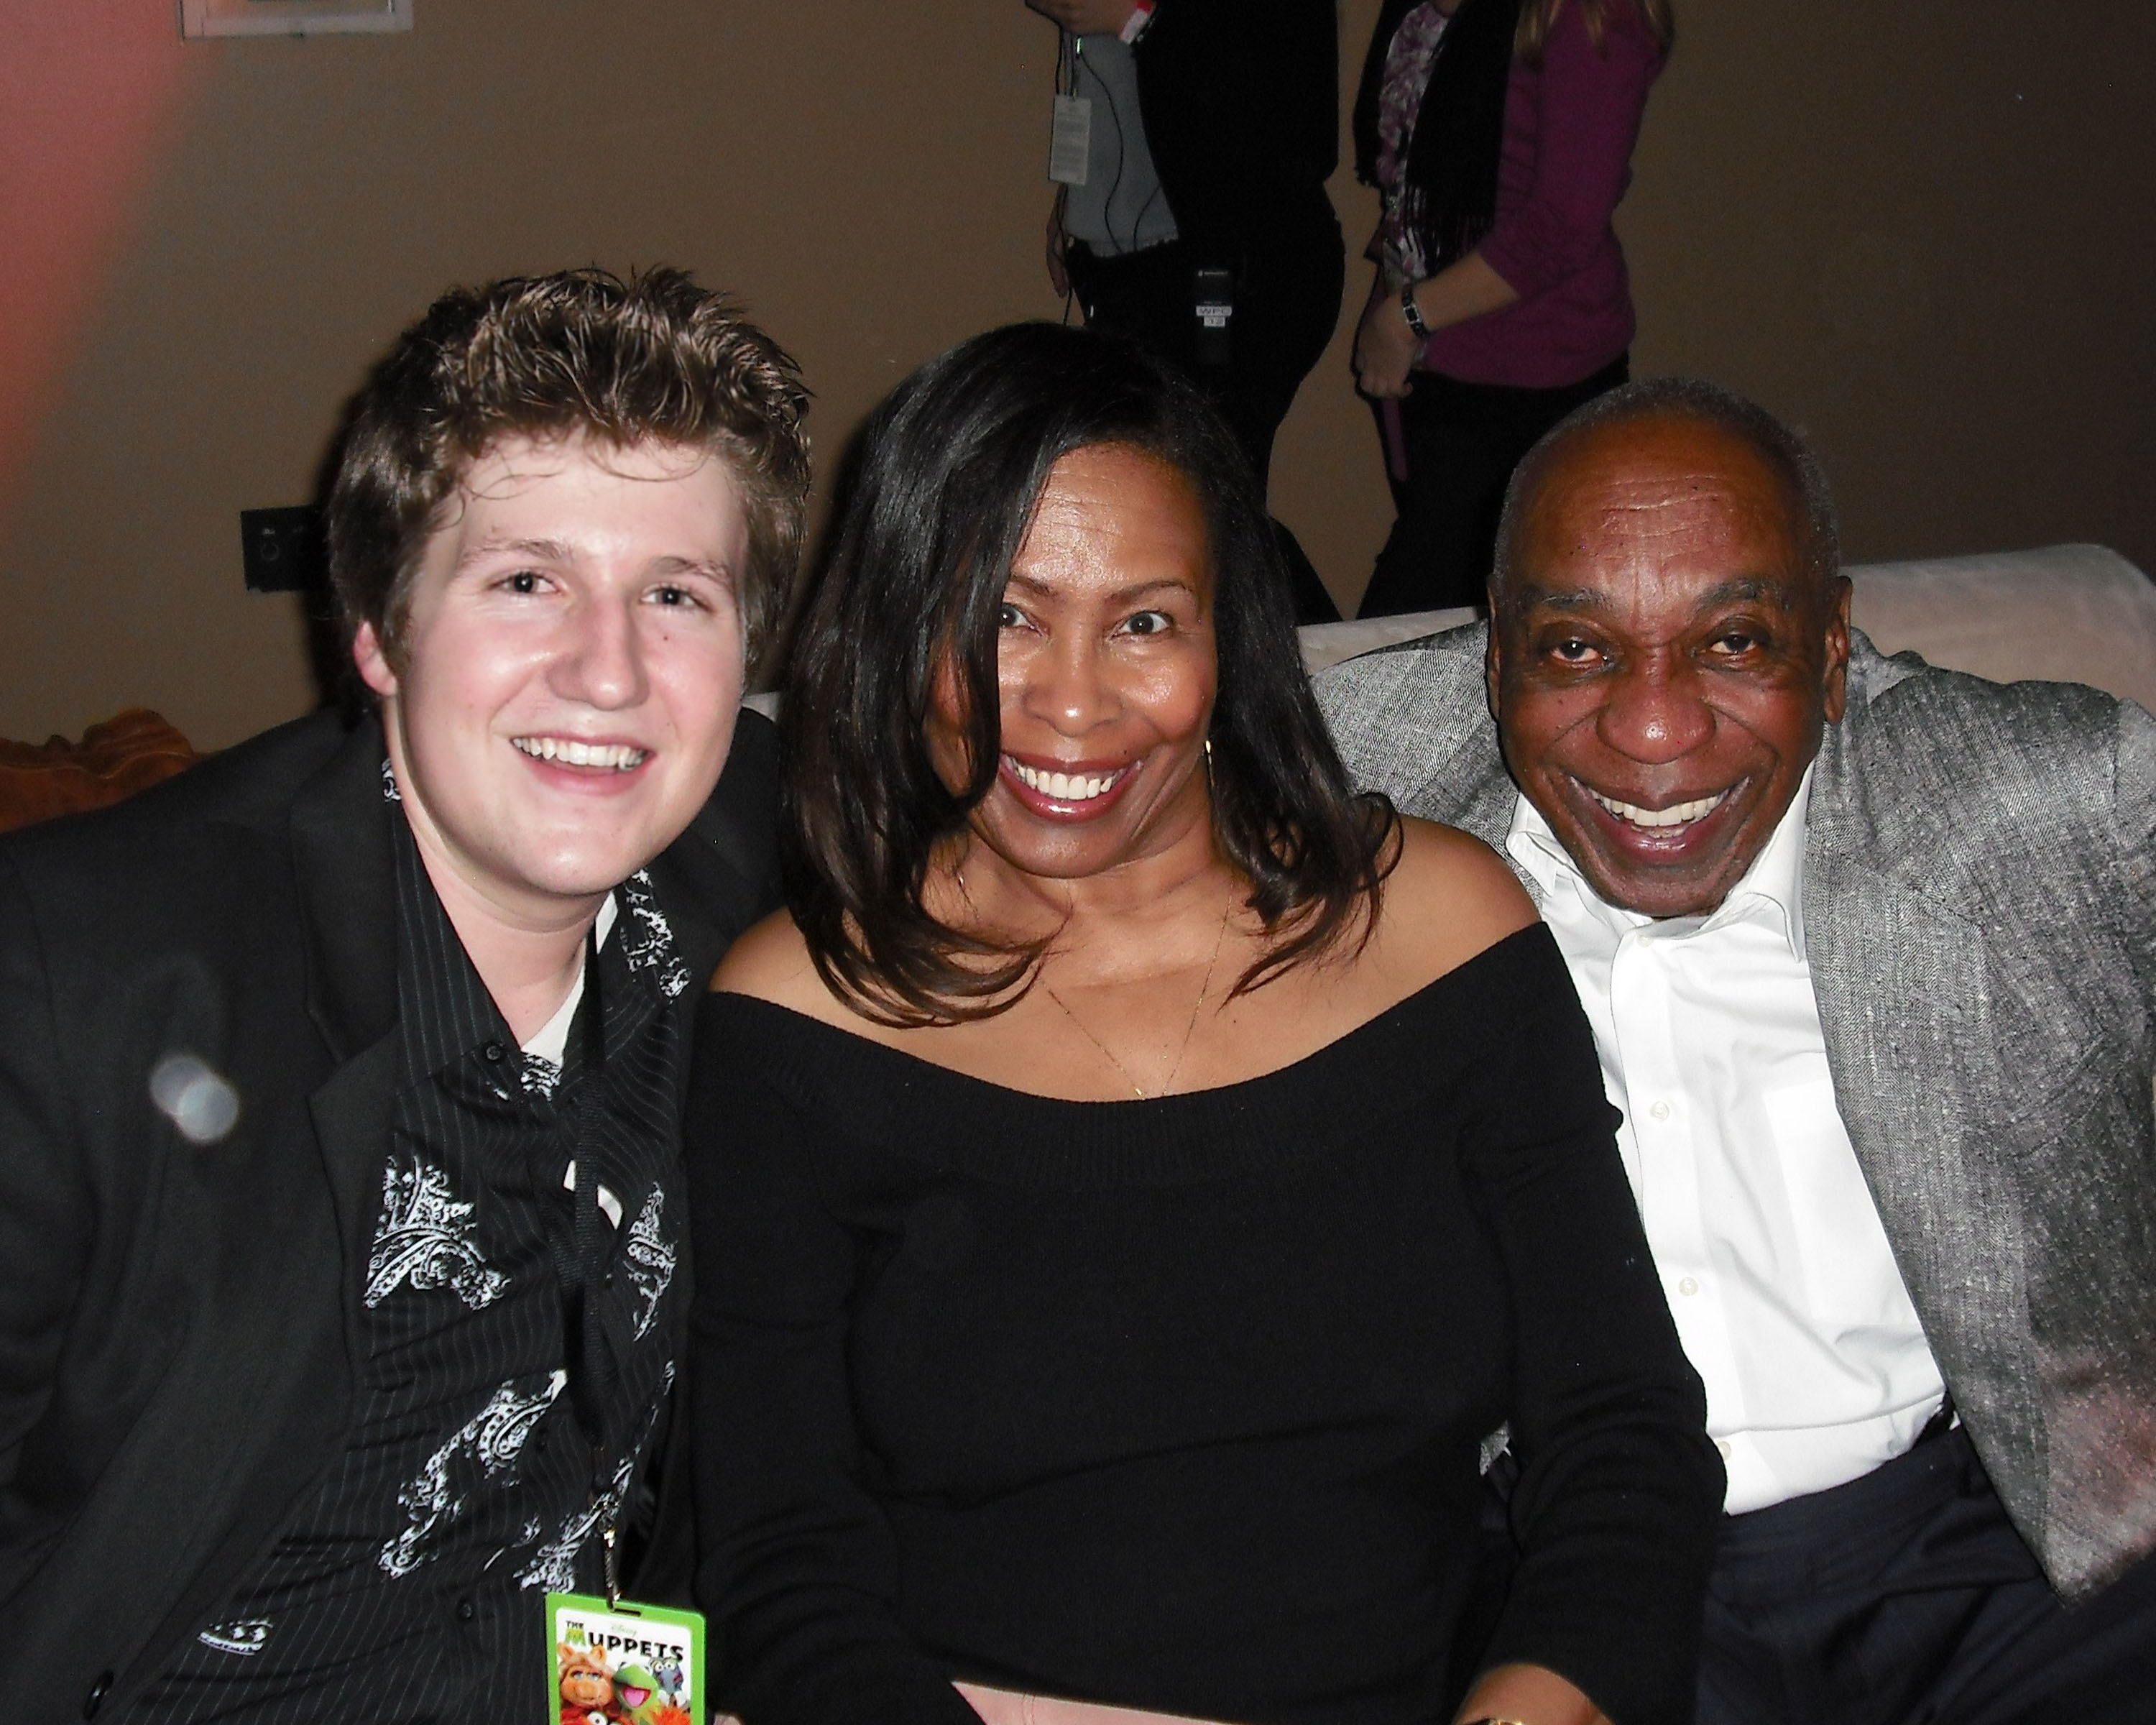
[1042,899,1233,1100]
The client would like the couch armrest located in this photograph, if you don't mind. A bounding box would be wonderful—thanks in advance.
[0,709,198,833]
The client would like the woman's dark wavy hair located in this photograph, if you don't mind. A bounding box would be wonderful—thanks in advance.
[782,323,1397,1026]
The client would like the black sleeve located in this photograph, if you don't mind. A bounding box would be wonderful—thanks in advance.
[718,706,786,921]
[687,996,982,1725]
[1455,931,1722,1725]
[0,853,90,1503]
[663,707,787,985]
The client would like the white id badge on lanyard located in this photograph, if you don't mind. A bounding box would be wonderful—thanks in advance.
[1049,92,1092,185]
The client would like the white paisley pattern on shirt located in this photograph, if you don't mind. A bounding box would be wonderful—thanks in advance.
[195,1618,274,1657]
[365,1157,510,1310]
[515,1453,633,1592]
[623,1189,676,1340]
[514,1364,670,1591]
[379,1370,564,1577]
[519,1050,563,1099]
[617,869,692,999]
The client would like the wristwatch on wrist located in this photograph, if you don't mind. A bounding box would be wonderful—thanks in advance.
[1399,279,1432,340]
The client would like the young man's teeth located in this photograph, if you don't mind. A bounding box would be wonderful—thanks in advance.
[1010,759,1121,801]
[514,737,648,770]
[1590,787,1725,829]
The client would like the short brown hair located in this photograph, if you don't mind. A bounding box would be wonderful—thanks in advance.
[326,266,811,673]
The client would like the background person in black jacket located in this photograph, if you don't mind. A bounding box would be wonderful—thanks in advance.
[1028,0,1346,623]
[0,267,804,1723]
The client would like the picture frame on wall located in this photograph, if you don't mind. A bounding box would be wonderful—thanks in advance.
[178,0,413,38]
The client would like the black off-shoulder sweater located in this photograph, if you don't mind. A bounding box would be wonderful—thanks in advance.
[686,926,1719,1725]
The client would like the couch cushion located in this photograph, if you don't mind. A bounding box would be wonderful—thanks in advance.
[1844,544,2156,714]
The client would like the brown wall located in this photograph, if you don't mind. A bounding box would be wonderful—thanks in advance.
[2,0,2150,751]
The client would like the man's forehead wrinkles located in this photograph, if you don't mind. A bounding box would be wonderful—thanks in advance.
[1594,479,1723,510]
[1560,459,1730,498]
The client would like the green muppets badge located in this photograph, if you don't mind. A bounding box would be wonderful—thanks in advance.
[548,1592,703,1725]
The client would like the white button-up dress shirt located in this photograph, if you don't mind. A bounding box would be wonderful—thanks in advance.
[1506,769,1946,1513]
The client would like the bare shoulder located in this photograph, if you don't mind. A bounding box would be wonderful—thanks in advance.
[1368,815,1537,983]
[709,909,846,1022]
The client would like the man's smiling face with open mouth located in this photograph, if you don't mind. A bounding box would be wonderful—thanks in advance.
[1486,412,1852,920]
[353,431,751,929]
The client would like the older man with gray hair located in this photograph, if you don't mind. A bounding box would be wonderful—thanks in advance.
[1317,377,2156,1724]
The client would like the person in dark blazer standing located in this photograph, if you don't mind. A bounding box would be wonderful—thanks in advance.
[1316,377,2156,1725]
[0,268,806,1722]
[1028,0,1345,623]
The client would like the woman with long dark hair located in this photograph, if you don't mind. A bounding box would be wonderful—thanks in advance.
[1350,0,1674,617]
[686,323,1718,1725]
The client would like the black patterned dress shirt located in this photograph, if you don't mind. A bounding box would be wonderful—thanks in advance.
[128,766,694,1722]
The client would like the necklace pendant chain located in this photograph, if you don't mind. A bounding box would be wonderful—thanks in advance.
[1045,898,1234,1100]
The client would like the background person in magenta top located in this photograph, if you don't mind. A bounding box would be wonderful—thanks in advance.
[1349,0,1673,617]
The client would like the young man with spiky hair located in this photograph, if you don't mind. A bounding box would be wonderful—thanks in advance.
[0,268,808,1721]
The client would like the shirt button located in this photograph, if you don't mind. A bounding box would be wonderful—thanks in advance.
[1649,1100,1672,1122]
[456,1596,476,1623]
[1716,1438,1733,1460]
[482,1041,507,1064]
[1677,1275,1700,1297]
[83,1670,114,1718]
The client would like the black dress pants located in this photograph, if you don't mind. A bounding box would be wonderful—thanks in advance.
[1066,230,1345,625]
[1358,354,1628,618]
[1698,1425,2156,1725]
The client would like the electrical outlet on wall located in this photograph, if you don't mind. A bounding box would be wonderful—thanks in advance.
[241,506,326,594]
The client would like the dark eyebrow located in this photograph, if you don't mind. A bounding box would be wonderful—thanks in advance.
[1005,573,1196,605]
[647,555,734,585]
[1515,575,1804,615]
[1695,575,1805,610]
[1514,584,1608,614]
[457,535,574,570]
[454,540,732,584]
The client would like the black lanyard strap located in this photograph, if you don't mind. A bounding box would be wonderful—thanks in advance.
[548,924,617,1489]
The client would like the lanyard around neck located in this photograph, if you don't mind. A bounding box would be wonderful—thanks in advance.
[548,924,615,1494]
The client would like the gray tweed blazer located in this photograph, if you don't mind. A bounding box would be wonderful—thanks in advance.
[1315,623,2156,1599]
